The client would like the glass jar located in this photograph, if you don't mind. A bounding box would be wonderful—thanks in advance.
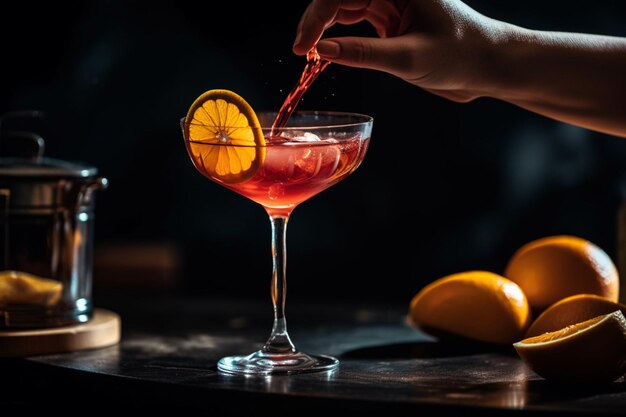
[0,121,107,327]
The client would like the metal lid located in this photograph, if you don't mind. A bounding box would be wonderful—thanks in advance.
[0,111,98,179]
[0,111,107,211]
[0,157,98,178]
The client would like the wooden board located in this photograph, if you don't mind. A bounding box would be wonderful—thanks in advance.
[0,308,120,357]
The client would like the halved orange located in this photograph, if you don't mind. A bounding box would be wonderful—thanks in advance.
[184,89,265,183]
[525,294,626,337]
[408,271,532,344]
[514,310,626,383]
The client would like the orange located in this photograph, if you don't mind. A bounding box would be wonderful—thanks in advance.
[505,235,619,312]
[408,271,532,344]
[183,89,265,183]
[525,293,626,337]
[0,270,62,306]
[514,310,626,383]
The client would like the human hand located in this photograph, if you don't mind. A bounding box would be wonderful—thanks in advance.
[292,0,505,102]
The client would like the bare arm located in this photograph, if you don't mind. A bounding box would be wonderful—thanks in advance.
[293,0,626,138]
[487,27,626,137]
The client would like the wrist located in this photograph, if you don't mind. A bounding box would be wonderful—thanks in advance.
[468,20,536,101]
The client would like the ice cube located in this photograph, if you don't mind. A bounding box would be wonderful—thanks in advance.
[294,143,340,179]
[280,131,322,143]
[264,134,341,181]
[264,146,296,179]
[297,132,321,142]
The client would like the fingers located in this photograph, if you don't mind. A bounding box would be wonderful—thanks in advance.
[336,1,400,38]
[316,34,424,78]
[293,0,345,55]
[316,36,399,72]
[293,0,401,55]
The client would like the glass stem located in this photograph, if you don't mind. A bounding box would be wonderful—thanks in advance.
[263,214,297,355]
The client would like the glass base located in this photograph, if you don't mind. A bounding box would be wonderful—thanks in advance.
[217,350,339,375]
[0,299,92,328]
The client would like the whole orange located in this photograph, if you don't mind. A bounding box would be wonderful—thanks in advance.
[505,235,619,312]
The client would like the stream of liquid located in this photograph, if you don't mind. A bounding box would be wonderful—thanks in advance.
[271,49,330,135]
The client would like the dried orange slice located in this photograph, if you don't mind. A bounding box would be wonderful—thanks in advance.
[514,310,626,383]
[184,89,265,183]
[0,270,62,306]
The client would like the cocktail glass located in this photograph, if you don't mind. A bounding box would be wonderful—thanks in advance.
[182,111,373,375]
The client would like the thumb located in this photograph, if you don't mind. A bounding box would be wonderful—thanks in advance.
[317,36,416,75]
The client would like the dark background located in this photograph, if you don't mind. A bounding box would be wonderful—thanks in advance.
[2,0,626,305]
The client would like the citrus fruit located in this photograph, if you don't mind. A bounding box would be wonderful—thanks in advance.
[526,294,626,337]
[408,271,532,344]
[183,89,265,183]
[505,235,619,312]
[0,270,62,306]
[514,310,626,383]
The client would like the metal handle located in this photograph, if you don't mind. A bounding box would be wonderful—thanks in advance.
[77,177,109,209]
[0,111,45,161]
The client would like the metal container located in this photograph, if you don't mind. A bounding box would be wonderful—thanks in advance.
[0,113,107,327]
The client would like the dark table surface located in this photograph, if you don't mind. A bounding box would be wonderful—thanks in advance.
[3,295,626,415]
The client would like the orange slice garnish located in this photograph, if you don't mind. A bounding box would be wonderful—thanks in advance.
[184,89,265,183]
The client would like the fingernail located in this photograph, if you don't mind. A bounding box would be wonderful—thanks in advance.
[317,40,340,59]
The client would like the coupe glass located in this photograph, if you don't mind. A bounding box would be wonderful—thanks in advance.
[182,111,373,375]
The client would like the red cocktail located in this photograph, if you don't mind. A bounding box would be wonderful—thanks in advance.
[182,50,372,375]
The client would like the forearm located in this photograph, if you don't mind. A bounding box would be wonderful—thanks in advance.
[480,23,626,138]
